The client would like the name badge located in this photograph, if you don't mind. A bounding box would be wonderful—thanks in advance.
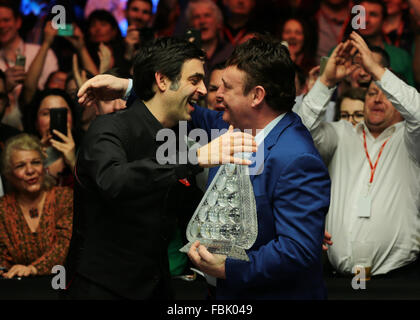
[357,184,372,218]
[357,195,372,218]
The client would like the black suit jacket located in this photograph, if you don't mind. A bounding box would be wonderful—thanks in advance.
[69,99,202,299]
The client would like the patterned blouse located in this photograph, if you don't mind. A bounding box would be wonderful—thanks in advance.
[0,186,73,275]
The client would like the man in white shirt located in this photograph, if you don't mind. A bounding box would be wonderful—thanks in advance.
[0,3,58,129]
[298,31,420,279]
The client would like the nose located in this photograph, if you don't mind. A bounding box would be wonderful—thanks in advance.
[374,90,384,103]
[359,67,368,77]
[216,85,224,101]
[25,163,36,175]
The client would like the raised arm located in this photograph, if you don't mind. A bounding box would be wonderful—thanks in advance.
[297,42,356,162]
[65,24,99,76]
[22,21,56,105]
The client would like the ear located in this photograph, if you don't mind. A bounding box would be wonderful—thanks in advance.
[154,72,168,92]
[16,16,22,30]
[250,85,266,108]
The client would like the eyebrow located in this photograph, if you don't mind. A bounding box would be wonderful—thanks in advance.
[222,78,231,88]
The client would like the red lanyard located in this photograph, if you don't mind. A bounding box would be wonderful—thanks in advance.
[383,22,404,47]
[223,27,247,46]
[362,129,390,184]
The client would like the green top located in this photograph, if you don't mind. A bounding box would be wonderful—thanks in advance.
[383,43,414,86]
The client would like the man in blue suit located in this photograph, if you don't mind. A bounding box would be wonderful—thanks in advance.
[187,34,331,299]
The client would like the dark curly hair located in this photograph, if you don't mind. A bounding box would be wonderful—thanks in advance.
[132,36,205,101]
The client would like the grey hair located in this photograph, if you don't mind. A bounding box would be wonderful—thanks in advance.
[185,0,223,27]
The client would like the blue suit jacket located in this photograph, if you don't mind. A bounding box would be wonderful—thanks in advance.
[190,106,331,299]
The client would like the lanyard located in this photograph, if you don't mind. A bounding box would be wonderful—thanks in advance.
[362,128,390,184]
[223,27,247,46]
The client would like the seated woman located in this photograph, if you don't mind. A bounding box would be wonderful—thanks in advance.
[0,134,73,278]
[23,89,81,187]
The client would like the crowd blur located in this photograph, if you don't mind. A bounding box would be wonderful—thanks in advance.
[0,0,419,298]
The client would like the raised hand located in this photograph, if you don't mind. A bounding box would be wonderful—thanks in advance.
[64,24,86,51]
[50,127,76,171]
[5,66,26,92]
[98,43,113,74]
[320,41,357,88]
[349,31,386,81]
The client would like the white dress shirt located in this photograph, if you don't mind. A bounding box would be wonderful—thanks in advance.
[297,69,420,275]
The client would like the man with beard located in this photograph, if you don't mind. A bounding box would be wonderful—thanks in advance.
[67,37,257,299]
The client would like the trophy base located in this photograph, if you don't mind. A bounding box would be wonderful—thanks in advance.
[179,240,250,261]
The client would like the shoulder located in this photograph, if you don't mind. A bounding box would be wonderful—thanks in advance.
[0,193,15,217]
[384,44,411,59]
[268,113,326,167]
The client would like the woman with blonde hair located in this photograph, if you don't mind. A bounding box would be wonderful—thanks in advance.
[0,134,73,279]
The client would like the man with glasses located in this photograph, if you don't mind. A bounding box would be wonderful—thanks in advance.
[298,32,420,294]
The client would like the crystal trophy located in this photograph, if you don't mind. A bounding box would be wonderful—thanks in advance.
[180,163,258,261]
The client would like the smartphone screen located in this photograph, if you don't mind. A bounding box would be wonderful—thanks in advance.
[50,108,68,142]
[15,54,26,67]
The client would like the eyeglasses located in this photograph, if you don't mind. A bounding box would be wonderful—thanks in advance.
[340,111,364,122]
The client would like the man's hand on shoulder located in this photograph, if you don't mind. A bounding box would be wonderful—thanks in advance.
[196,125,257,168]
[78,75,130,107]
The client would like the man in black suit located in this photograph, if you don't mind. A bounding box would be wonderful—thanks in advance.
[66,37,256,299]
